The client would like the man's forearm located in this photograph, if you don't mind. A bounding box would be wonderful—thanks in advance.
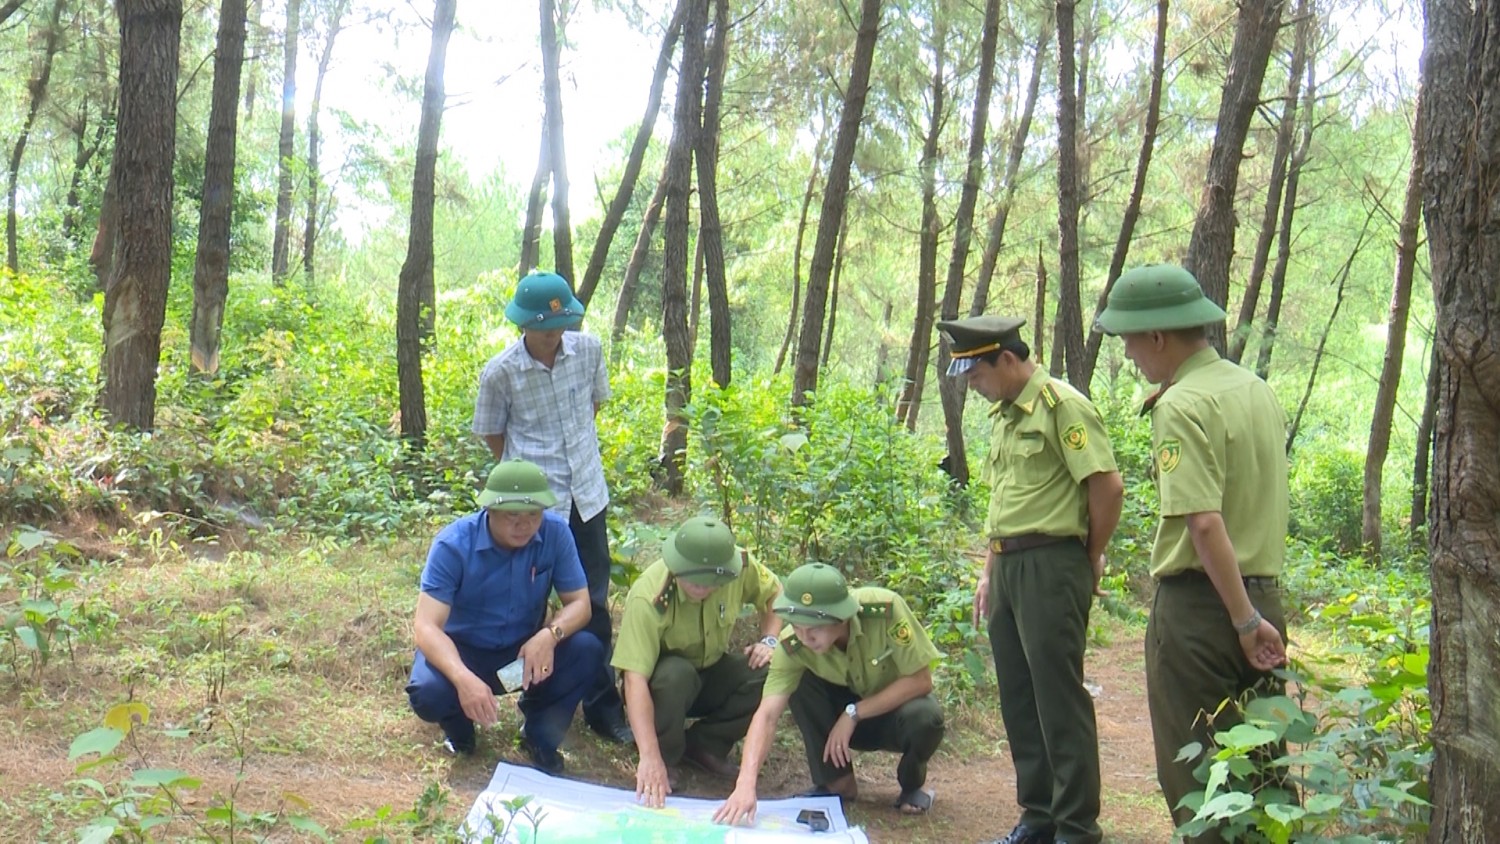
[415,623,478,687]
[622,672,662,761]
[1085,471,1124,560]
[481,433,505,460]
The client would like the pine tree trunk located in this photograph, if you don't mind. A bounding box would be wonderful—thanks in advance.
[270,0,300,284]
[576,0,685,305]
[696,0,732,388]
[1362,86,1424,559]
[6,0,66,273]
[190,0,248,376]
[302,0,345,284]
[540,0,574,283]
[612,168,667,345]
[100,0,182,431]
[790,0,883,407]
[1255,48,1317,382]
[774,117,828,375]
[1054,0,1086,390]
[518,134,549,276]
[896,23,946,431]
[1411,343,1438,539]
[1182,0,1286,351]
[822,211,850,370]
[1422,0,1500,834]
[64,94,112,245]
[396,0,456,449]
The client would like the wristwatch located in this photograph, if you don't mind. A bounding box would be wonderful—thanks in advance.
[549,623,566,642]
[844,702,860,722]
[760,634,779,648]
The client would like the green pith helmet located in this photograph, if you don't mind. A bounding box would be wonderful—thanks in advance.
[1094,264,1228,335]
[505,271,585,331]
[773,563,858,626]
[664,517,741,587]
[476,459,558,512]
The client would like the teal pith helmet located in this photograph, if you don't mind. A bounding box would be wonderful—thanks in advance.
[505,271,585,331]
[476,459,557,512]
[773,563,858,626]
[664,517,741,587]
[1095,264,1227,335]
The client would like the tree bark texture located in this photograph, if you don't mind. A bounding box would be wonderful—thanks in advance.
[822,210,850,370]
[1054,0,1086,390]
[539,0,574,284]
[1256,49,1317,381]
[1228,0,1312,365]
[896,22,946,431]
[303,0,346,283]
[1421,0,1500,837]
[100,0,182,431]
[612,168,667,346]
[6,0,65,274]
[774,117,828,375]
[190,0,248,376]
[1411,342,1438,538]
[270,0,300,284]
[0,0,27,27]
[519,132,549,276]
[1182,0,1285,351]
[790,0,883,408]
[696,0,732,388]
[577,0,685,306]
[1079,0,1166,386]
[1362,87,1425,559]
[64,91,113,245]
[396,0,456,449]
[657,0,707,494]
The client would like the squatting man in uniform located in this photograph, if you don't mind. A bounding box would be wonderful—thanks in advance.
[941,314,1123,844]
[611,516,783,808]
[1098,264,1291,843]
[405,460,606,774]
[713,563,946,826]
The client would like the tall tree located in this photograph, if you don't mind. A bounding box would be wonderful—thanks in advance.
[189,0,248,376]
[612,168,667,346]
[518,133,549,276]
[395,0,456,449]
[100,0,182,430]
[656,0,707,494]
[6,0,67,273]
[695,0,732,388]
[1362,88,1425,558]
[539,0,574,283]
[302,0,347,283]
[934,0,1002,486]
[791,0,884,407]
[773,114,828,375]
[576,0,685,306]
[269,0,301,284]
[895,17,947,430]
[1053,0,1086,388]
[1421,0,1500,834]
[1182,0,1286,350]
[1079,0,1167,386]
[0,0,29,26]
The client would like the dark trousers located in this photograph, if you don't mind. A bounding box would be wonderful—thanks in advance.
[405,631,603,752]
[788,671,944,792]
[988,539,1102,844]
[569,503,624,720]
[1146,574,1287,843]
[648,654,766,763]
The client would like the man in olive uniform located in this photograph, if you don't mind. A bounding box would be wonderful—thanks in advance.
[1097,264,1290,841]
[939,315,1123,844]
[612,517,783,808]
[713,563,945,827]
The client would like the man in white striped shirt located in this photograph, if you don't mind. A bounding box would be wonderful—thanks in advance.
[472,271,633,745]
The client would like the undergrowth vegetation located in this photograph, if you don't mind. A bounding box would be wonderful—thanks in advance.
[0,271,1433,840]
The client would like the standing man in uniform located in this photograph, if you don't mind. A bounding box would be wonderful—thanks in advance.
[472,270,633,745]
[406,460,605,773]
[1097,264,1290,841]
[612,516,783,807]
[713,563,946,827]
[940,315,1123,844]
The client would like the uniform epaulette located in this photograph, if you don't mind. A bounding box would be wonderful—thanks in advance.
[858,602,893,619]
[653,577,674,614]
[1041,382,1061,408]
[782,635,803,653]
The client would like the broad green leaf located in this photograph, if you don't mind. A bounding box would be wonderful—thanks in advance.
[139,815,174,831]
[778,432,808,453]
[1174,741,1203,763]
[288,815,331,839]
[14,529,49,553]
[1377,785,1432,807]
[1202,760,1229,804]
[15,625,38,650]
[104,702,150,733]
[1264,802,1306,824]
[68,728,124,760]
[1215,723,1278,751]
[1305,793,1345,814]
[127,768,197,789]
[78,821,119,844]
[22,599,59,615]
[1197,791,1254,820]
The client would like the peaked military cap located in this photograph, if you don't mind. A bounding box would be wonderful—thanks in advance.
[773,562,859,625]
[937,314,1026,376]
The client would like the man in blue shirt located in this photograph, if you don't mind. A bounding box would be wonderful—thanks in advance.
[406,460,603,773]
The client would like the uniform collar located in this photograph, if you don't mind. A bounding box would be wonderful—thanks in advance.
[1003,367,1052,416]
[1138,346,1220,415]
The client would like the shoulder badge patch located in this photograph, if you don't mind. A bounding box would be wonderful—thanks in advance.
[888,618,913,646]
[783,635,803,653]
[1041,383,1060,408]
[653,578,674,614]
[1062,422,1088,451]
[1157,439,1181,474]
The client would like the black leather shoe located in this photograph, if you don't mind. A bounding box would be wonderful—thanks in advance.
[983,823,1056,844]
[522,735,565,775]
[587,711,635,745]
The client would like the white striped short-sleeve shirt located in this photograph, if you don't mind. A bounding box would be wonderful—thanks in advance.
[472,331,611,520]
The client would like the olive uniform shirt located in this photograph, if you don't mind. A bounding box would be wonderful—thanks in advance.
[764,587,940,698]
[1147,347,1289,578]
[984,367,1118,540]
[611,556,781,675]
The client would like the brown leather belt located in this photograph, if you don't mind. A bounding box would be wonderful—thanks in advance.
[1160,568,1279,589]
[988,533,1076,555]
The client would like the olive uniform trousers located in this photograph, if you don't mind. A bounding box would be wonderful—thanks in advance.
[788,671,945,792]
[648,653,765,763]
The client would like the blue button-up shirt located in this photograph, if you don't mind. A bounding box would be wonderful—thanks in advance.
[419,510,587,651]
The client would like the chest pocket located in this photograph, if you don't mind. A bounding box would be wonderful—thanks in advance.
[1009,431,1051,483]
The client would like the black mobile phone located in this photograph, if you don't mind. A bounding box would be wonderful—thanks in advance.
[796,808,830,832]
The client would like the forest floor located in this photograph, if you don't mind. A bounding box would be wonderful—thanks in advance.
[0,514,1176,843]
